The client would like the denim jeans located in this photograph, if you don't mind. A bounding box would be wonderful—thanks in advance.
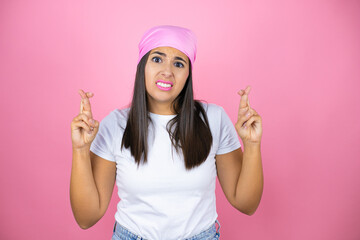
[111,220,221,240]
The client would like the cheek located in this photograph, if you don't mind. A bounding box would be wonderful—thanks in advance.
[144,63,158,81]
[179,72,189,85]
[144,67,152,86]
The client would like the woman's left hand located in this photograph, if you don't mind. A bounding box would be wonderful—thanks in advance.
[234,86,263,146]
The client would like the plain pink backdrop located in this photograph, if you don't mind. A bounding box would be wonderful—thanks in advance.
[1,0,359,239]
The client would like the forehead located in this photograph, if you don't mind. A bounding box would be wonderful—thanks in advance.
[150,46,187,58]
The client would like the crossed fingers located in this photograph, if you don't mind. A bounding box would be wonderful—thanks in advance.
[78,90,94,117]
[237,86,257,126]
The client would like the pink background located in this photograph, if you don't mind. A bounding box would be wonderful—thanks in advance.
[1,0,359,239]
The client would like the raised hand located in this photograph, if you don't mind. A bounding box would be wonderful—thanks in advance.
[71,89,99,150]
[234,86,263,146]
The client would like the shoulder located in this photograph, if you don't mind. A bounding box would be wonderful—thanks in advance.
[196,101,228,129]
[111,107,130,121]
[100,107,130,130]
[197,101,225,117]
[197,101,235,129]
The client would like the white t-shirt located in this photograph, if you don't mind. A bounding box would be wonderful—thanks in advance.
[90,102,241,240]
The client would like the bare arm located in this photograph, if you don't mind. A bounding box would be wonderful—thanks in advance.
[216,144,263,215]
[70,148,116,229]
[70,147,100,229]
[216,86,264,215]
[69,90,116,229]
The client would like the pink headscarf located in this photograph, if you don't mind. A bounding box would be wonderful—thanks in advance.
[137,25,197,68]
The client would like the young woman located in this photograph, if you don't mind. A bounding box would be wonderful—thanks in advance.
[70,25,263,240]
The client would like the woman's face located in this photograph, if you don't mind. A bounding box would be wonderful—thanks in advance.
[145,46,190,114]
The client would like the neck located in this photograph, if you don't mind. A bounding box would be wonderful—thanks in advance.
[147,101,177,115]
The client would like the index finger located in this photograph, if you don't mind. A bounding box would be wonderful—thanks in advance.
[78,89,93,118]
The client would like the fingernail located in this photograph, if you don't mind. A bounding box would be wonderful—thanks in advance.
[90,119,94,124]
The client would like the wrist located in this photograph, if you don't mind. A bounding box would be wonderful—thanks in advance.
[72,146,91,154]
[243,142,261,159]
[243,141,261,150]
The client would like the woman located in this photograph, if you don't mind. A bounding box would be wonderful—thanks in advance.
[70,25,263,240]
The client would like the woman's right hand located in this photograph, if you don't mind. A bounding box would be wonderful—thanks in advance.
[71,89,100,150]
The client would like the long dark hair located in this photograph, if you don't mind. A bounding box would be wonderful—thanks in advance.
[121,51,213,170]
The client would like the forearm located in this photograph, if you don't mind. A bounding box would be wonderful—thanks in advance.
[235,143,263,215]
[70,147,101,229]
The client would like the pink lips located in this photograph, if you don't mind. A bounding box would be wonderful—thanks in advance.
[156,80,173,91]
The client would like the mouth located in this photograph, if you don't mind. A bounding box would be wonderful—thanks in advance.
[156,80,173,91]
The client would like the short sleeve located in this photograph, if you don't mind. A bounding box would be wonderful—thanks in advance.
[90,111,116,162]
[216,106,241,155]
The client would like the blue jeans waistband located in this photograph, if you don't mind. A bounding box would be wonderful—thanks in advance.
[112,220,221,240]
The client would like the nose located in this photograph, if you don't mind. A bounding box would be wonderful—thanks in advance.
[160,62,173,78]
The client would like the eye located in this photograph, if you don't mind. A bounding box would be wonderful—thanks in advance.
[152,57,162,63]
[174,62,184,68]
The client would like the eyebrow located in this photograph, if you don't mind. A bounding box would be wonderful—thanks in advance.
[151,51,187,64]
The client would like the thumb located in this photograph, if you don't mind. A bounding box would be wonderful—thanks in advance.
[92,119,100,133]
[86,119,100,143]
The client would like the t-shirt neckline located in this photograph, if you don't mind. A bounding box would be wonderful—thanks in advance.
[148,112,177,118]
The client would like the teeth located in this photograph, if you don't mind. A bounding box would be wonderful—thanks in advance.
[157,82,172,88]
